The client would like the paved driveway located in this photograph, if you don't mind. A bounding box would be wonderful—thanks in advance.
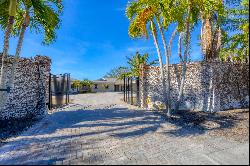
[0,92,249,165]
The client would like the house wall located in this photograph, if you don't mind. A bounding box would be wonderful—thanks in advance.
[91,83,126,92]
[139,61,249,112]
[0,54,51,120]
[92,83,115,92]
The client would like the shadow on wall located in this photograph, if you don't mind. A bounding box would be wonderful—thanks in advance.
[142,62,249,112]
[0,106,245,164]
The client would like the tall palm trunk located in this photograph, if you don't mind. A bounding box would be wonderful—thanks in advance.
[178,33,183,62]
[201,17,213,60]
[156,19,170,113]
[166,27,178,116]
[157,19,179,115]
[174,13,191,113]
[150,20,165,104]
[0,16,15,108]
[201,14,222,61]
[9,13,30,89]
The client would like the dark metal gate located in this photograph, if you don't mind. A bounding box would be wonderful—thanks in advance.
[123,76,139,106]
[48,73,71,109]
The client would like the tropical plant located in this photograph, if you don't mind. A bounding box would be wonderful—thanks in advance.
[161,0,225,115]
[170,0,192,114]
[220,0,249,62]
[3,0,62,87]
[199,0,224,61]
[80,79,93,91]
[0,0,17,109]
[71,80,81,92]
[126,0,167,110]
[159,0,186,114]
[126,51,158,77]
[0,0,63,109]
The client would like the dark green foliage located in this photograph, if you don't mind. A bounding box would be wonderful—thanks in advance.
[0,0,63,45]
[220,0,249,62]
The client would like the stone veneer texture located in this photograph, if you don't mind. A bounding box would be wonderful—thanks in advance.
[0,54,51,120]
[140,61,249,112]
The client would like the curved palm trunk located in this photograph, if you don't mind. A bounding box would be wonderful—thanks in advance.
[178,33,183,62]
[156,19,169,112]
[9,21,28,89]
[150,21,165,104]
[174,15,191,113]
[157,19,179,115]
[0,16,15,109]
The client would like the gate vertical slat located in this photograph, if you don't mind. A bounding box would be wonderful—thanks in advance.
[125,78,127,102]
[49,73,52,110]
[136,77,139,106]
[123,76,126,102]
[65,74,67,105]
[128,77,130,104]
[131,77,133,105]
[67,73,70,104]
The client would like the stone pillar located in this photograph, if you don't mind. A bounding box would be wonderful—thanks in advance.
[35,56,51,117]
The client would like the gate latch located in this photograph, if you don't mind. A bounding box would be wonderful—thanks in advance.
[0,87,11,93]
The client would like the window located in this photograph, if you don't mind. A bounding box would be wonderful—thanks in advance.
[104,85,109,89]
[94,84,98,89]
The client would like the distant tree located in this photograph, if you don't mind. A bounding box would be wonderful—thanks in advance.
[80,79,93,89]
[71,80,81,92]
[72,79,93,93]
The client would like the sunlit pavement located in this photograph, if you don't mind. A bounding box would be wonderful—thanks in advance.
[0,93,249,165]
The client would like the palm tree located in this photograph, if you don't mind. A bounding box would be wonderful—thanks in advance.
[199,0,224,61]
[126,0,167,109]
[126,51,158,77]
[172,0,225,114]
[158,0,188,115]
[0,0,63,109]
[8,0,63,88]
[0,0,17,109]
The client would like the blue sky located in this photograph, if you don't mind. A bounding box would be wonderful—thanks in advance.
[0,0,203,80]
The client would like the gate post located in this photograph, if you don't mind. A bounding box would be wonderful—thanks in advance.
[131,77,133,105]
[49,73,52,110]
[68,73,71,103]
[123,76,126,102]
[136,77,140,106]
[127,77,130,103]
[139,64,146,108]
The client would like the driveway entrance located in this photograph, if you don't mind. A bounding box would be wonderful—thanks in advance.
[0,93,248,165]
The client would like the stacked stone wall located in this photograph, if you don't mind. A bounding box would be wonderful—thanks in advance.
[140,61,249,112]
[0,54,51,120]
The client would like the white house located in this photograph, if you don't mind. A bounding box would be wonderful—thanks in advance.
[92,78,125,92]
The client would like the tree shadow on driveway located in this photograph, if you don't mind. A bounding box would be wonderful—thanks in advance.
[0,106,247,164]
[157,109,249,138]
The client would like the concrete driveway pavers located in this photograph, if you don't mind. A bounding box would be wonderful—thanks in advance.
[0,92,249,165]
